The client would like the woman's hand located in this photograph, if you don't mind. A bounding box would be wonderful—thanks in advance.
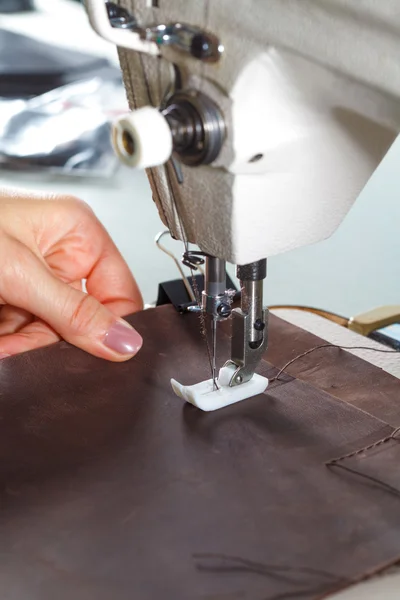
[0,190,143,360]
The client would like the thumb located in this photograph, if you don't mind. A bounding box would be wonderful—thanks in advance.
[3,243,143,361]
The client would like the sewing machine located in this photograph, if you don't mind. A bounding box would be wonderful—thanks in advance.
[84,0,400,409]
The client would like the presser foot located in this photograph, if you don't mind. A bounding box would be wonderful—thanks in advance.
[171,363,268,412]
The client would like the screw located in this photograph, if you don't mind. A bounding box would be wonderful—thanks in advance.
[217,303,232,318]
[254,319,265,332]
[235,375,243,384]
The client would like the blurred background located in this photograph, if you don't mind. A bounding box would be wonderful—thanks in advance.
[0,0,399,328]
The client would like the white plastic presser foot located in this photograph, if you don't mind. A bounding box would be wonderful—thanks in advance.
[171,364,268,412]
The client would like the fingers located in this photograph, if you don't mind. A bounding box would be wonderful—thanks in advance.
[73,219,143,317]
[1,239,143,361]
[0,305,34,336]
[86,248,143,317]
[0,319,60,357]
[41,198,143,317]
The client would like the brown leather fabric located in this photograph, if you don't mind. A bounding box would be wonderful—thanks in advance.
[327,429,400,500]
[265,314,400,427]
[0,305,399,600]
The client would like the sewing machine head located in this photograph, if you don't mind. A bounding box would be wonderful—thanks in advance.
[85,0,400,408]
[86,0,400,263]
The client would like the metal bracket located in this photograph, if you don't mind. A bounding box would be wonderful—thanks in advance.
[85,1,223,62]
[225,308,269,386]
[85,0,160,55]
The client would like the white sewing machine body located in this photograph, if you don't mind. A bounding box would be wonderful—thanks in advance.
[85,0,400,409]
[86,0,400,265]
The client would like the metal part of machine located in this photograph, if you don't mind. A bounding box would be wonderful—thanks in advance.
[163,91,225,167]
[201,257,234,389]
[202,258,233,321]
[199,258,269,390]
[91,1,223,61]
[170,255,270,410]
[226,260,268,386]
[154,237,269,394]
[112,90,226,169]
[106,1,223,62]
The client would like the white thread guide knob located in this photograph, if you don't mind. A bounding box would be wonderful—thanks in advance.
[112,107,173,169]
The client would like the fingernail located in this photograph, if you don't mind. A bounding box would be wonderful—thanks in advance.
[0,353,10,360]
[104,320,143,356]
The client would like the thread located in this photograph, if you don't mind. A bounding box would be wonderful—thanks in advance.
[326,426,400,498]
[327,426,400,466]
[270,344,398,383]
[328,461,400,499]
[193,552,348,585]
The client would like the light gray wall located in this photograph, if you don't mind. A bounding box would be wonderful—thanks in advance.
[266,136,400,317]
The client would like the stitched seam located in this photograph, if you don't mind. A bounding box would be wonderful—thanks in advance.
[326,426,400,466]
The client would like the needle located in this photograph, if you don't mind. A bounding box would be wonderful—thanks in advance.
[211,317,218,390]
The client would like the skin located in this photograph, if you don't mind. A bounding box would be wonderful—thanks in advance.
[0,190,143,360]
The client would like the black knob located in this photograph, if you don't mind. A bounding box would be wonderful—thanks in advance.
[191,34,212,59]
